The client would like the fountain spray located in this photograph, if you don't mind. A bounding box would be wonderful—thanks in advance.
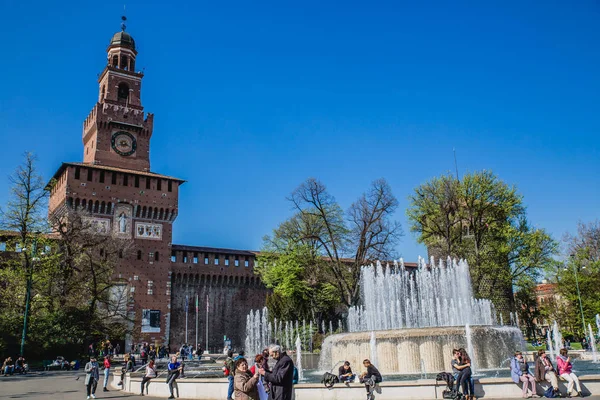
[295,335,304,381]
[370,331,378,368]
[588,323,598,363]
[465,324,476,374]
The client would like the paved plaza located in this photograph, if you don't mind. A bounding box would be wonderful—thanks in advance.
[0,371,599,400]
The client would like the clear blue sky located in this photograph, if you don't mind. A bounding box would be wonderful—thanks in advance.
[0,1,598,260]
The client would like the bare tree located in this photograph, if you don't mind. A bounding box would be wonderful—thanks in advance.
[284,177,402,306]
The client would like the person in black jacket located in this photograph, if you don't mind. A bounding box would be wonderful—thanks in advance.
[258,344,294,400]
[360,359,382,400]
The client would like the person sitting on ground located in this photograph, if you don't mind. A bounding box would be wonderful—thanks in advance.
[140,359,157,396]
[234,358,260,400]
[510,351,537,399]
[557,348,583,398]
[359,359,382,400]
[338,361,356,384]
[2,357,14,376]
[534,349,560,397]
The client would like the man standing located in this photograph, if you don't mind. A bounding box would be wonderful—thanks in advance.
[224,350,235,400]
[258,344,294,400]
[85,357,100,399]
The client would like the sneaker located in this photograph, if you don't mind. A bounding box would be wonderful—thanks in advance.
[168,396,175,399]
[87,397,90,400]
[103,388,109,392]
[91,395,96,399]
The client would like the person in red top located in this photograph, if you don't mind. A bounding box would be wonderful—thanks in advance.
[250,354,265,375]
[103,356,111,392]
[556,348,583,397]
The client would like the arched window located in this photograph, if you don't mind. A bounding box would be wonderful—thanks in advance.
[112,55,118,67]
[142,206,147,218]
[130,58,135,71]
[100,201,106,213]
[121,55,129,70]
[117,83,130,102]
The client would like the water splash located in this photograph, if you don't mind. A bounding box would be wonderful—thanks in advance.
[295,335,304,381]
[370,331,378,368]
[348,258,496,331]
[465,324,477,374]
[588,323,598,363]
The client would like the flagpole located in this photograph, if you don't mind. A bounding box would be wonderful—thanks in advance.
[205,295,209,354]
[185,295,189,344]
[195,294,199,353]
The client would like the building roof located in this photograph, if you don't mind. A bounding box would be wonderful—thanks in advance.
[47,162,186,188]
[110,31,135,50]
[172,244,257,257]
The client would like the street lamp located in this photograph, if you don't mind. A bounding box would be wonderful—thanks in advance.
[566,254,587,336]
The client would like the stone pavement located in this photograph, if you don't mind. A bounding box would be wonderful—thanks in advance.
[1,371,599,400]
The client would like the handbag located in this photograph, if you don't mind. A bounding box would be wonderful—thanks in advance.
[257,377,269,400]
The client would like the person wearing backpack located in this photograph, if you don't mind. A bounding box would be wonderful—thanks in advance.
[225,350,235,400]
[534,350,559,397]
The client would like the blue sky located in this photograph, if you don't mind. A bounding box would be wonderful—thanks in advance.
[0,1,598,260]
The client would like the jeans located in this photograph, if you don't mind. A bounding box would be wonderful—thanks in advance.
[453,372,474,394]
[87,379,98,396]
[167,373,179,397]
[340,374,356,383]
[227,375,234,399]
[103,367,110,388]
[4,366,14,375]
[457,368,473,396]
[141,376,152,394]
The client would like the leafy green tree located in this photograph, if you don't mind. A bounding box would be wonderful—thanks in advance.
[555,221,600,338]
[407,171,557,316]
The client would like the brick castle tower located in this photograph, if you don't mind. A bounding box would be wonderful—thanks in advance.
[48,17,183,346]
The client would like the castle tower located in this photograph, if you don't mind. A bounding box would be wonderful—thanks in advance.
[48,17,183,346]
[83,16,153,171]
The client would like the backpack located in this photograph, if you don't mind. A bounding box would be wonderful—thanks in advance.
[224,357,234,377]
[321,372,339,388]
[544,387,557,398]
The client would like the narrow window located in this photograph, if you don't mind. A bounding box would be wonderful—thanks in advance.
[171,251,176,262]
[245,257,249,267]
[119,250,123,259]
[214,256,219,266]
[87,168,93,182]
[123,174,129,186]
[204,256,209,265]
[234,258,239,267]
[157,179,162,191]
[137,250,142,260]
[193,253,198,264]
[183,252,188,263]
[75,167,81,180]
[146,177,151,189]
[155,251,160,262]
[99,171,105,183]
[135,176,140,188]
[225,258,229,266]
[0,242,6,252]
[111,172,117,185]
[168,180,173,192]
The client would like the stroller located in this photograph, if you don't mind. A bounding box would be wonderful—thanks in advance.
[436,372,463,400]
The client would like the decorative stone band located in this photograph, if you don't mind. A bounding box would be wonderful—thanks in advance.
[112,372,599,399]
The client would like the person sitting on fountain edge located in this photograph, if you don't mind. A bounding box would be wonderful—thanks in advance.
[534,350,560,397]
[339,361,356,384]
[360,359,382,400]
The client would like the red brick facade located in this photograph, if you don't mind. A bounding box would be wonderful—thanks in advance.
[47,26,265,350]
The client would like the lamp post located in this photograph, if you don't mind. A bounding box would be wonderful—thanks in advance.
[20,236,40,357]
[567,254,587,336]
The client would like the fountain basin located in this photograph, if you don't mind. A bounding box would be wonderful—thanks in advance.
[319,325,523,374]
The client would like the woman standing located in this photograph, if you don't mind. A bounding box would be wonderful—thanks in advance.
[103,355,111,392]
[510,351,537,398]
[557,348,583,397]
[234,358,260,400]
[84,357,100,400]
[140,359,157,396]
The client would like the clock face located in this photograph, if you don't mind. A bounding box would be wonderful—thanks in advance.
[111,131,137,156]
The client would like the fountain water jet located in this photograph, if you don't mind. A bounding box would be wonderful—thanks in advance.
[588,323,598,363]
[295,335,304,381]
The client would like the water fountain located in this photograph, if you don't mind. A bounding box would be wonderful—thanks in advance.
[589,323,598,363]
[547,329,555,361]
[320,257,524,374]
[295,335,304,381]
[553,321,563,354]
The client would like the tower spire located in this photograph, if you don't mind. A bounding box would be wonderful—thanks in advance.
[121,8,127,32]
